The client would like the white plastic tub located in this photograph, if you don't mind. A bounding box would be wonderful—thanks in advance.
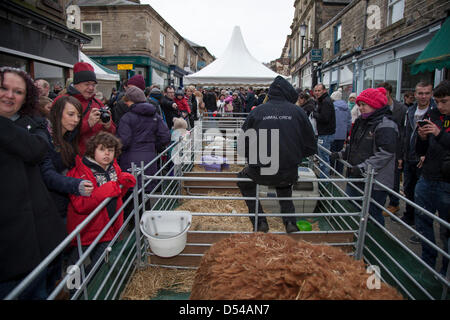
[259,167,319,214]
[140,211,192,258]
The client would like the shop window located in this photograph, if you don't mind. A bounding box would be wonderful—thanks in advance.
[363,68,373,90]
[333,23,341,55]
[0,53,29,72]
[374,65,385,88]
[160,33,166,58]
[33,61,64,88]
[401,54,435,95]
[82,22,102,49]
[388,0,404,25]
[386,61,398,98]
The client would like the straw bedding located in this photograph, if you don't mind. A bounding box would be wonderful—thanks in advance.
[121,266,196,300]
[177,190,319,232]
[190,233,403,300]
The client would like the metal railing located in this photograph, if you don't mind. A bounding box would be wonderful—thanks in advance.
[5,115,449,300]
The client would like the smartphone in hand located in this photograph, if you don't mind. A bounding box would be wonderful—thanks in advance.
[417,120,428,127]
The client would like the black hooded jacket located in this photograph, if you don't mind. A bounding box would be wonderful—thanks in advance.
[239,76,317,184]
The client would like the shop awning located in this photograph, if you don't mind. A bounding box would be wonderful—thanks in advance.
[79,51,120,81]
[411,17,450,74]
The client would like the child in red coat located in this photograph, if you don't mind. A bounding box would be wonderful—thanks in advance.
[174,89,191,119]
[66,131,136,274]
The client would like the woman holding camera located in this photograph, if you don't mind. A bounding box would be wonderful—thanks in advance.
[54,62,115,155]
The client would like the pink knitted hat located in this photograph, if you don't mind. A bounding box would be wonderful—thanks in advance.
[356,87,388,109]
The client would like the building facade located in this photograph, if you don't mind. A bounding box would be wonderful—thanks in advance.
[0,0,90,87]
[76,0,214,89]
[289,0,351,89]
[316,0,450,100]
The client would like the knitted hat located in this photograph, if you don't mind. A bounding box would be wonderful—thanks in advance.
[127,75,146,91]
[356,87,388,109]
[125,86,147,104]
[149,87,162,101]
[330,90,342,101]
[73,62,97,85]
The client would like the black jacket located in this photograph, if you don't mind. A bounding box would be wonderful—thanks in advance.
[239,76,317,185]
[313,92,336,135]
[402,101,435,162]
[416,107,450,182]
[0,115,65,282]
[300,99,316,116]
[389,99,407,158]
[204,91,217,112]
[343,106,398,189]
[160,95,180,129]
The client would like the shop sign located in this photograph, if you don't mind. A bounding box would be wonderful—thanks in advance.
[310,49,323,61]
[118,64,133,70]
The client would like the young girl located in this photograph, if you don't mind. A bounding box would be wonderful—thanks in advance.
[40,96,94,220]
[66,131,136,274]
[174,89,191,120]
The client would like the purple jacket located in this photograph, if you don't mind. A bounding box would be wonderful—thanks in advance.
[333,99,352,141]
[117,102,170,191]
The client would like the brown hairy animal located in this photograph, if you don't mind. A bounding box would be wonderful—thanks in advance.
[190,233,403,300]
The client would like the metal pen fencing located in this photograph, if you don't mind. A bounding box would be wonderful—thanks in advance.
[4,114,449,300]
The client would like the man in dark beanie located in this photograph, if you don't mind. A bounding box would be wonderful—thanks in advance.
[55,61,115,155]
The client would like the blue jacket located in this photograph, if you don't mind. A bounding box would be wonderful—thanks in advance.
[333,100,351,141]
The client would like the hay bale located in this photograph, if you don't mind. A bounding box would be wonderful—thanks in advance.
[190,233,403,300]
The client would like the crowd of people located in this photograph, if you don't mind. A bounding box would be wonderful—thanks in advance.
[0,59,449,299]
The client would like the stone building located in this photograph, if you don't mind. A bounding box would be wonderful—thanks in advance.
[289,0,351,89]
[269,36,291,76]
[76,0,214,89]
[316,0,450,100]
[0,0,90,87]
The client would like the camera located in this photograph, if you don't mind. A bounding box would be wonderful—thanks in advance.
[99,107,111,123]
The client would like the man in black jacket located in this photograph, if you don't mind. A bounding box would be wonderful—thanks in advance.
[160,86,180,129]
[414,80,450,275]
[313,84,336,177]
[237,76,317,233]
[400,82,435,229]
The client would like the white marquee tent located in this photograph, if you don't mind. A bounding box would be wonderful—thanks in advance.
[184,26,282,87]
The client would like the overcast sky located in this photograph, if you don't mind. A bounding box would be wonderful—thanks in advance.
[141,0,294,63]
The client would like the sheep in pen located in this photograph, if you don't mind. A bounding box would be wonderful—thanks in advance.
[190,233,403,300]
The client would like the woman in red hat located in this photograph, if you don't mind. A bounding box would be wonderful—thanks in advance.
[330,87,399,226]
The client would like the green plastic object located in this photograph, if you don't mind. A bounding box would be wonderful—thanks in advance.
[296,220,312,231]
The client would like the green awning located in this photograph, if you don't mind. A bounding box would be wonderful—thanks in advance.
[411,17,450,74]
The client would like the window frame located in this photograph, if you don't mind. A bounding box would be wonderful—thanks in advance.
[81,21,102,49]
[387,0,405,25]
[173,43,178,65]
[160,33,166,58]
[333,23,341,55]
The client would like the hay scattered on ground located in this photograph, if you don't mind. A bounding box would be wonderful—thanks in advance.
[190,233,404,300]
[121,265,196,300]
[177,191,319,232]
